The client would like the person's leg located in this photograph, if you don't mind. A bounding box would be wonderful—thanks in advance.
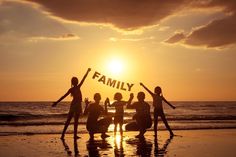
[120,122,123,135]
[61,111,73,139]
[89,132,94,140]
[154,109,158,135]
[160,113,174,136]
[114,123,117,134]
[73,112,80,139]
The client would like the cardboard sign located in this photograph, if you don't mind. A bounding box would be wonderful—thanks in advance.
[92,71,134,91]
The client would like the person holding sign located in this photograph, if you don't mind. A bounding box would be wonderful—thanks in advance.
[84,93,112,140]
[105,92,133,136]
[140,83,176,137]
[52,68,91,140]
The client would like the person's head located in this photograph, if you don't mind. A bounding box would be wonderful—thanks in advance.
[71,77,79,87]
[94,93,101,103]
[154,86,162,95]
[137,92,145,102]
[114,92,122,101]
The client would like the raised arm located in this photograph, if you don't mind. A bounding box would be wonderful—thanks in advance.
[78,68,91,87]
[104,99,108,115]
[104,98,112,107]
[126,93,134,109]
[83,98,91,115]
[140,83,154,96]
[162,96,176,109]
[52,89,71,107]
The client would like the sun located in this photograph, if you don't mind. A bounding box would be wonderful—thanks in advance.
[108,59,123,75]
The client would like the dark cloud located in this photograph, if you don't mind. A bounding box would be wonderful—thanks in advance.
[165,32,185,44]
[27,0,190,30]
[184,14,236,48]
[165,14,236,48]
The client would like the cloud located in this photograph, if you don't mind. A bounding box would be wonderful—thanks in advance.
[26,0,191,30]
[165,32,185,44]
[25,0,236,48]
[0,1,73,42]
[184,14,236,48]
[109,36,154,42]
[28,33,79,42]
[165,14,236,48]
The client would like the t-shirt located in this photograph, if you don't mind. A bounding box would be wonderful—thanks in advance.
[131,101,150,117]
[86,103,104,123]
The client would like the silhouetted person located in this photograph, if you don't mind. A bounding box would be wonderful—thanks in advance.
[52,68,91,139]
[126,92,152,138]
[140,83,176,137]
[84,93,112,140]
[105,92,133,136]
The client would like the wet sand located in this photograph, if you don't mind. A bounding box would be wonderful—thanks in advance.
[0,129,236,157]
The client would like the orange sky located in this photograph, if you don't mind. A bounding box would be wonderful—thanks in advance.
[0,0,236,101]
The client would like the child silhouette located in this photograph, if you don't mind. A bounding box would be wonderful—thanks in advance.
[140,83,175,137]
[105,92,133,135]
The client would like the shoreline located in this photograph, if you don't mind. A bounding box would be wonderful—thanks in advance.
[1,127,236,137]
[0,129,236,157]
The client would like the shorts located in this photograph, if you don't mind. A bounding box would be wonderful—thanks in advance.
[154,108,164,119]
[69,103,82,115]
[114,115,123,124]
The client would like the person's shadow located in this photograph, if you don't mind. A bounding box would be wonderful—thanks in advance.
[61,139,79,157]
[154,135,173,156]
[86,138,111,156]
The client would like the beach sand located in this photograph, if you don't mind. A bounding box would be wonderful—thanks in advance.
[0,129,236,157]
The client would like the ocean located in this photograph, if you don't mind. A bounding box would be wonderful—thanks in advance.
[1,101,236,135]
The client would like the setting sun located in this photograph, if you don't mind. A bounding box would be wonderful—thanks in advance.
[108,59,123,75]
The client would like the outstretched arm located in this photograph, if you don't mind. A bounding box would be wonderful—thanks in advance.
[162,96,176,109]
[78,68,91,87]
[140,83,154,96]
[52,89,70,107]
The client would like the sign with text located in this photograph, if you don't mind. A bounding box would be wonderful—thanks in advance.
[92,71,134,91]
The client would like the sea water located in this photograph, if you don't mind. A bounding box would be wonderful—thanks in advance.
[0,101,236,135]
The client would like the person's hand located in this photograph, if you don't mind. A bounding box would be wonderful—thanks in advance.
[172,106,176,109]
[140,82,143,86]
[85,98,90,105]
[105,98,109,104]
[87,68,91,72]
[130,93,134,99]
[52,102,57,107]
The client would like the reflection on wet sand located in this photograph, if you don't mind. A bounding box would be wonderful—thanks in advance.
[126,137,153,156]
[114,134,125,157]
[86,138,112,156]
[61,139,80,156]
[154,135,174,157]
[60,133,174,156]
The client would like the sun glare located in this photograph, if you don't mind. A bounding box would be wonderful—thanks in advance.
[108,59,123,75]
